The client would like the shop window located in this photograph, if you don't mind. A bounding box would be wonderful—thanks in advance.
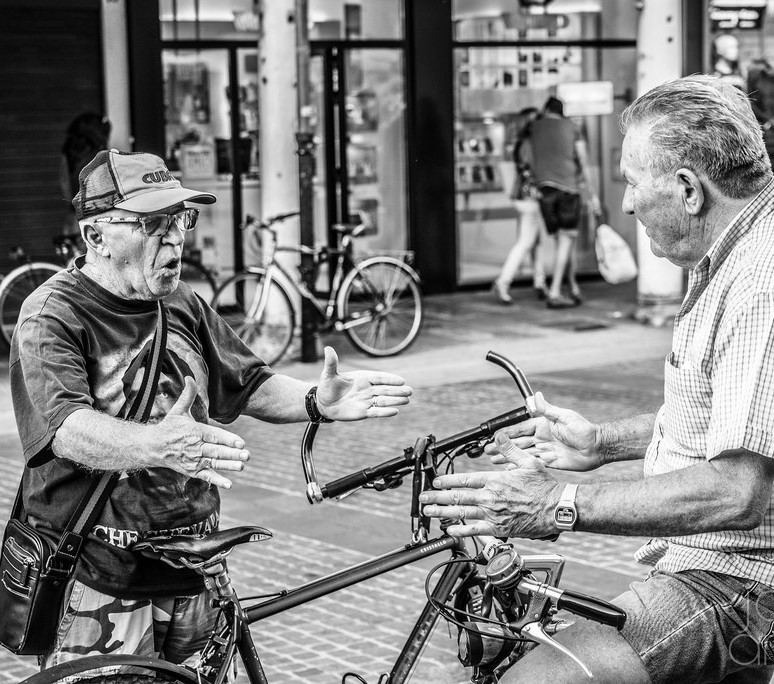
[452,0,637,43]
[160,0,259,41]
[309,0,403,40]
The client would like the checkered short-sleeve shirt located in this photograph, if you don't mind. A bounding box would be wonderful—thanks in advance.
[635,181,774,584]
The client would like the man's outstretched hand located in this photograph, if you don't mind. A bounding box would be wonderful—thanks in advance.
[315,346,413,421]
[156,376,250,488]
[485,392,603,472]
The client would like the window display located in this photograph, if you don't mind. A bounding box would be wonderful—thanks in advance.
[453,4,637,286]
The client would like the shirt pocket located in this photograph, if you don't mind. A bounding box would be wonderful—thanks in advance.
[662,356,711,456]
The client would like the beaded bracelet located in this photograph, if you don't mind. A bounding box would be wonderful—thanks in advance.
[305,386,333,423]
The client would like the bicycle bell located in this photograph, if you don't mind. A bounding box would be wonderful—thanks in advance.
[485,545,524,589]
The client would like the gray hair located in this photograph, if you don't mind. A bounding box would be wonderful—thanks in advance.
[620,75,772,198]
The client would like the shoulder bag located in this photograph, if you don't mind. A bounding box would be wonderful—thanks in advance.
[0,302,167,656]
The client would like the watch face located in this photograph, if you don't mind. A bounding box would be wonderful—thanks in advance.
[555,506,576,526]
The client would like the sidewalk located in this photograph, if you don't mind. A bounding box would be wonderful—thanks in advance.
[273,277,671,387]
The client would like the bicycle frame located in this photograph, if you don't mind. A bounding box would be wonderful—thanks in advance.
[249,231,355,327]
[231,534,472,684]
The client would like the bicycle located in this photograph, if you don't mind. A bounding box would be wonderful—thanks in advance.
[180,246,218,302]
[0,236,79,347]
[0,238,217,347]
[210,212,424,366]
[21,352,626,684]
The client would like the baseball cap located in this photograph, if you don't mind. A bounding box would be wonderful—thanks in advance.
[73,149,216,220]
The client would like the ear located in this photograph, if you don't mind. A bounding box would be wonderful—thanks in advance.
[675,168,705,215]
[80,222,110,257]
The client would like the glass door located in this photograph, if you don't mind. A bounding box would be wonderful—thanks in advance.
[162,46,260,285]
[311,47,409,264]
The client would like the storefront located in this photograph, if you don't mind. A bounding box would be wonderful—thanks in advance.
[451,1,638,285]
[143,0,642,292]
[153,0,407,283]
[4,1,741,293]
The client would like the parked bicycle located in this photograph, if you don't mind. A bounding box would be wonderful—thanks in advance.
[22,353,625,684]
[210,212,424,366]
[0,236,79,347]
[0,238,217,347]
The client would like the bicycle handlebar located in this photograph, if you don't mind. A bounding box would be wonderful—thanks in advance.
[243,211,300,231]
[312,406,530,502]
[516,576,626,629]
[301,351,535,504]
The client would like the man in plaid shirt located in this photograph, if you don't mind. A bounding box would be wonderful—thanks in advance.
[421,75,774,683]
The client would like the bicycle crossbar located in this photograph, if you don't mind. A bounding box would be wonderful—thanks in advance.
[245,535,461,622]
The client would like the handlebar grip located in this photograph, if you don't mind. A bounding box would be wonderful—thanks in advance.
[320,454,413,499]
[556,590,626,630]
[482,408,531,434]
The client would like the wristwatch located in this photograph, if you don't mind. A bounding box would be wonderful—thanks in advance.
[554,483,579,532]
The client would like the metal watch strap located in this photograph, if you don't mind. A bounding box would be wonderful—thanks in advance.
[305,386,333,424]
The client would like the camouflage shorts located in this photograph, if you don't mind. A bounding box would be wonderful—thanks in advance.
[40,578,221,672]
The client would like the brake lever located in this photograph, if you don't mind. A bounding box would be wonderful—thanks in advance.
[519,622,592,679]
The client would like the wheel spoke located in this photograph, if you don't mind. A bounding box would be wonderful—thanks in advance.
[341,259,422,357]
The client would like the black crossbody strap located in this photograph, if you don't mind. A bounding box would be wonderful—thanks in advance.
[48,302,168,571]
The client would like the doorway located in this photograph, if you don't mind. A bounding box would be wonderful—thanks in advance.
[310,45,410,266]
[161,44,260,280]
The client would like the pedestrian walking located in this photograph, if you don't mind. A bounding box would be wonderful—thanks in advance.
[10,149,413,671]
[421,75,774,683]
[525,96,601,308]
[492,107,550,305]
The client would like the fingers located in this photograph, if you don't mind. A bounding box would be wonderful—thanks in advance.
[167,376,197,417]
[365,383,413,418]
[494,430,518,456]
[198,447,250,470]
[534,391,562,421]
[193,469,234,490]
[442,522,497,538]
[365,372,410,386]
[420,476,497,502]
[200,423,247,450]
[320,346,340,381]
[420,504,484,520]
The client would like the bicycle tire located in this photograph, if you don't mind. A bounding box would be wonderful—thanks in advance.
[180,256,217,302]
[20,654,200,683]
[211,269,295,365]
[0,262,61,347]
[338,257,423,357]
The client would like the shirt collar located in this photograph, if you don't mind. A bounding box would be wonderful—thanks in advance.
[699,179,774,278]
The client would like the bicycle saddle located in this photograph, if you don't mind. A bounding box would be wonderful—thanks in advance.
[134,526,272,566]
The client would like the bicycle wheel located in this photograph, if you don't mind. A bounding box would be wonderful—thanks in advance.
[0,262,61,347]
[20,654,199,683]
[180,257,217,302]
[338,256,423,357]
[211,269,295,365]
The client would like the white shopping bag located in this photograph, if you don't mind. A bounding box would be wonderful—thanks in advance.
[594,222,638,284]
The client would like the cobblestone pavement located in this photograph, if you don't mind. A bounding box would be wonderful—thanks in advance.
[0,283,672,683]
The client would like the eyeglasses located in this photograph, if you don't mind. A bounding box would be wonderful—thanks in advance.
[92,208,199,238]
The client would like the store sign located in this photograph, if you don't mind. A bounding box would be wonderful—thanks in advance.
[501,11,569,37]
[709,1,766,30]
[556,81,614,117]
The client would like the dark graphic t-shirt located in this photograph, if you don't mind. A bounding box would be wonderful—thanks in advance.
[9,263,273,598]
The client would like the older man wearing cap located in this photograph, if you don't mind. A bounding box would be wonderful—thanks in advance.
[10,149,412,670]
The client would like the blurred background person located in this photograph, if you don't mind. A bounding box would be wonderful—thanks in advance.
[59,111,111,239]
[747,55,774,168]
[492,107,549,305]
[711,33,746,90]
[526,95,601,309]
